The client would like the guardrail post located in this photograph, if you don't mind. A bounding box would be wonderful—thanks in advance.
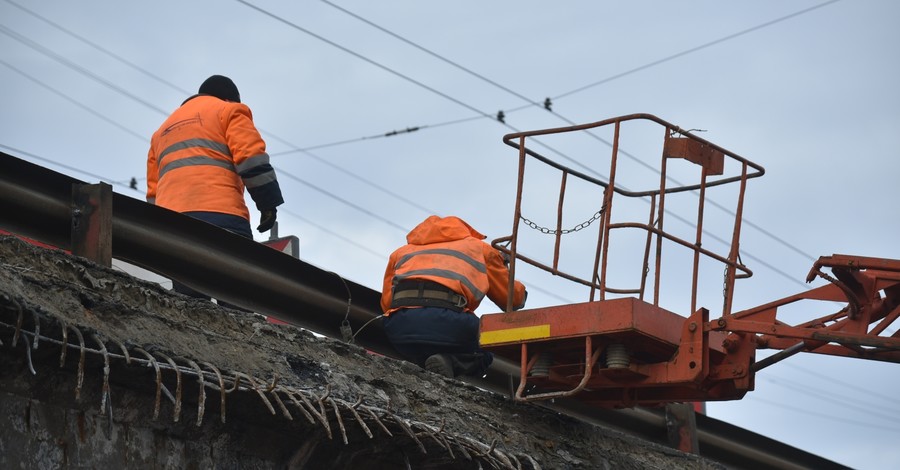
[71,183,112,266]
[666,402,699,454]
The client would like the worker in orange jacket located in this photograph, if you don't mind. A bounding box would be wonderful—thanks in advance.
[381,215,527,378]
[147,75,284,301]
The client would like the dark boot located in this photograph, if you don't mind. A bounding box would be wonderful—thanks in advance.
[449,353,489,377]
[424,354,455,378]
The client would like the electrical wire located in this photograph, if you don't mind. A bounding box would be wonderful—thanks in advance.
[319,0,544,111]
[320,0,837,264]
[548,0,843,103]
[0,143,140,194]
[781,362,898,406]
[0,23,169,115]
[265,142,434,217]
[0,58,149,144]
[0,1,437,220]
[233,0,603,182]
[0,1,600,289]
[268,115,484,157]
[748,396,900,433]
[1,0,815,290]
[276,168,410,234]
[234,0,495,122]
[761,375,900,424]
[2,0,189,96]
[3,0,840,270]
[279,207,387,260]
[0,2,851,282]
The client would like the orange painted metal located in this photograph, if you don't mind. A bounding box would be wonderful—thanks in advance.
[716,254,900,363]
[483,114,763,407]
[481,114,899,409]
[493,113,764,316]
[480,299,754,407]
[480,254,900,407]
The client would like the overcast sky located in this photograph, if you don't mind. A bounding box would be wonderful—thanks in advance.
[2,1,899,468]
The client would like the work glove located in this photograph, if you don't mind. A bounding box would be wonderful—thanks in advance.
[257,208,277,233]
[514,290,528,311]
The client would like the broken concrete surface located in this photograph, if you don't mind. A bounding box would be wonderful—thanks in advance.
[0,235,724,469]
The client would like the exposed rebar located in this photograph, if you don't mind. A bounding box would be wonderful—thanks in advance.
[0,307,535,469]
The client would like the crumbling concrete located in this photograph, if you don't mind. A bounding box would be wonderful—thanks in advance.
[0,235,725,469]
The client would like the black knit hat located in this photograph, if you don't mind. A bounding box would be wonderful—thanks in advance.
[198,75,241,103]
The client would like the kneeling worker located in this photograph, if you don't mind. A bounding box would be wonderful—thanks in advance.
[381,215,527,378]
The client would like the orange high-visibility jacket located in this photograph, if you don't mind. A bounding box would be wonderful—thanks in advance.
[146,95,283,220]
[381,215,527,315]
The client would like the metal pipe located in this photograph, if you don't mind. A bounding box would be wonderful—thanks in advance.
[752,342,807,372]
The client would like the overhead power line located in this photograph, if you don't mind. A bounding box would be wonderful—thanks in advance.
[319,0,543,110]
[0,23,169,116]
[782,362,899,406]
[281,207,386,260]
[233,0,603,182]
[269,113,494,159]
[241,0,819,293]
[0,5,437,225]
[763,376,900,424]
[0,58,150,143]
[2,0,829,290]
[549,0,843,102]
[317,0,830,266]
[233,0,617,227]
[3,0,189,96]
[235,0,494,122]
[0,143,140,193]
[749,396,900,433]
[269,146,434,217]
[276,169,411,234]
[309,1,826,280]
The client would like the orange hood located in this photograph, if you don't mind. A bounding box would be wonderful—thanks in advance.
[406,215,486,245]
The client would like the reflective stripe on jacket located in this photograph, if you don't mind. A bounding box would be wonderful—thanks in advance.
[146,95,283,219]
[381,216,527,315]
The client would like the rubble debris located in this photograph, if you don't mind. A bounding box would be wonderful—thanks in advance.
[0,235,723,469]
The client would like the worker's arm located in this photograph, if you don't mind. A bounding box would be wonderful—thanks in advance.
[145,144,158,204]
[483,244,527,311]
[380,252,399,314]
[224,105,284,212]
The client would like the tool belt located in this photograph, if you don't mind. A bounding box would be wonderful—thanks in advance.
[390,280,467,312]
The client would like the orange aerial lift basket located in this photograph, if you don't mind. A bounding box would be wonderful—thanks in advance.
[479,114,900,408]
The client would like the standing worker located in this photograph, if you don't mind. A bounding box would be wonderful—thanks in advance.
[147,75,284,301]
[381,215,527,378]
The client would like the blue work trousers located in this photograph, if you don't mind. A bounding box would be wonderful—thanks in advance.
[383,307,493,376]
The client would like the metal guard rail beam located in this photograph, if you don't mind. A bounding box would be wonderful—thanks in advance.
[0,152,845,470]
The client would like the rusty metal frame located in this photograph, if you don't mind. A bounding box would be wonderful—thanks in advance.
[481,252,900,410]
[514,336,602,402]
[480,297,739,407]
[495,114,764,316]
[715,254,900,366]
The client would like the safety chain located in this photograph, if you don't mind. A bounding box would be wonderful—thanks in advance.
[520,206,604,235]
[0,297,539,470]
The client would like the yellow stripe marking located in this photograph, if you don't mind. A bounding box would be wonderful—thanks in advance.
[481,324,551,345]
